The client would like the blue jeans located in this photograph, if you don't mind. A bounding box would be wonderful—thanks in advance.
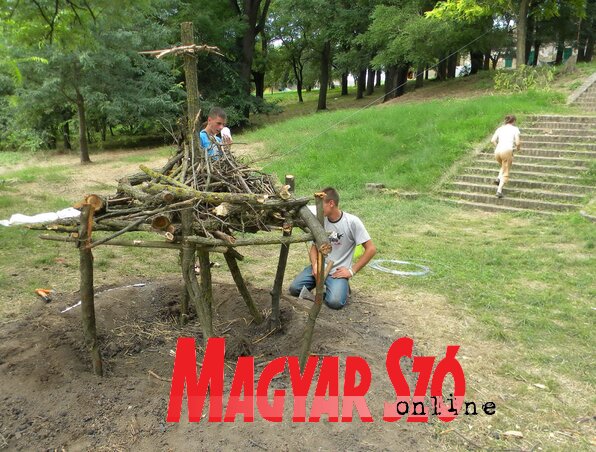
[288,265,349,310]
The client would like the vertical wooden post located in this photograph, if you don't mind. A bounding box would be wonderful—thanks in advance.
[181,209,213,342]
[180,287,189,326]
[299,192,326,370]
[197,249,213,331]
[181,22,201,180]
[78,204,103,376]
[270,175,295,329]
[224,252,263,323]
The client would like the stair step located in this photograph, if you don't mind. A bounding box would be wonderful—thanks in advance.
[475,159,588,175]
[527,115,596,124]
[437,197,554,215]
[456,175,595,193]
[440,190,578,211]
[525,122,596,131]
[524,134,596,143]
[522,147,596,158]
[522,140,596,151]
[523,127,596,135]
[479,152,591,166]
[465,167,588,183]
[449,182,586,202]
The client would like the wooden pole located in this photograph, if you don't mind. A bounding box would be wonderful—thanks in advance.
[78,204,103,376]
[185,233,313,248]
[299,193,326,370]
[181,22,201,180]
[224,252,264,324]
[270,175,295,329]
[297,205,331,255]
[181,209,214,340]
[197,248,214,333]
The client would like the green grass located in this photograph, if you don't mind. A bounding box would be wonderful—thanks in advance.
[0,69,594,448]
[350,195,594,379]
[1,165,73,184]
[0,151,29,167]
[245,90,569,194]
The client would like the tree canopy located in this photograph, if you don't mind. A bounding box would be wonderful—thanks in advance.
[0,0,592,155]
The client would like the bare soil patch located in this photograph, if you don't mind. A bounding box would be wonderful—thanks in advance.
[0,278,441,450]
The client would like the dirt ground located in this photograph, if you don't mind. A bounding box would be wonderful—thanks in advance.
[0,275,449,451]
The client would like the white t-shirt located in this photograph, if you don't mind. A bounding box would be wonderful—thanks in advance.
[492,124,520,153]
[324,211,371,271]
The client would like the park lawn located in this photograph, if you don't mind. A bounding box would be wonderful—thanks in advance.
[0,77,594,448]
[247,90,572,194]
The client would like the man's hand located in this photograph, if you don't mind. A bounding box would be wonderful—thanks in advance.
[331,266,352,279]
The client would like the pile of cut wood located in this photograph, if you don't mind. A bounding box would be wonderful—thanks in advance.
[41,140,317,244]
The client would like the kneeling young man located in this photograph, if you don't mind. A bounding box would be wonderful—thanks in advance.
[289,187,376,309]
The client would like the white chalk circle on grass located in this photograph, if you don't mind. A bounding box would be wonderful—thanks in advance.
[369,259,431,277]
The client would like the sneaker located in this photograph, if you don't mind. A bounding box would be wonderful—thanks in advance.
[493,178,500,186]
[496,192,503,199]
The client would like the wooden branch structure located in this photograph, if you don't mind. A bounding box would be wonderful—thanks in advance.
[36,22,332,375]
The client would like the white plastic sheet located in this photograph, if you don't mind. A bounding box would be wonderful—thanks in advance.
[0,207,80,227]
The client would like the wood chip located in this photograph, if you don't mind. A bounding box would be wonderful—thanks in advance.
[503,431,523,439]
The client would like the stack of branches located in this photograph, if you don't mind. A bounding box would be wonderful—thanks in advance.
[36,137,314,246]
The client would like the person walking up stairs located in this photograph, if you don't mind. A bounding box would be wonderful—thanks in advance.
[491,115,521,198]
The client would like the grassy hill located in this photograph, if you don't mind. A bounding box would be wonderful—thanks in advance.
[0,66,594,450]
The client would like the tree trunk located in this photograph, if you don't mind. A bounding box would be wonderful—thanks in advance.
[317,40,331,111]
[100,117,107,142]
[341,72,348,95]
[75,88,91,164]
[470,51,483,74]
[376,70,381,87]
[525,14,534,65]
[533,41,541,66]
[578,39,586,61]
[395,65,408,97]
[366,67,375,95]
[516,0,531,67]
[383,66,396,102]
[447,53,457,78]
[437,56,447,81]
[292,57,304,102]
[63,122,72,150]
[356,69,366,99]
[555,37,565,64]
[483,51,491,70]
[239,4,259,96]
[585,34,594,62]
[254,30,267,99]
[415,64,424,88]
[254,70,265,98]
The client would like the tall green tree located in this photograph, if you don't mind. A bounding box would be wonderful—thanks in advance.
[429,0,587,67]
[2,0,183,161]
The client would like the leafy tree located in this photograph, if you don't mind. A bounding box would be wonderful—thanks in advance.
[429,0,587,67]
[1,0,183,160]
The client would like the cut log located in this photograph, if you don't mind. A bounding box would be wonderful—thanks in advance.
[151,214,172,231]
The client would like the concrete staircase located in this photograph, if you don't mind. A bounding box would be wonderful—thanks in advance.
[438,114,596,214]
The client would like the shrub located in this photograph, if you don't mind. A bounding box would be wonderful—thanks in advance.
[494,65,556,92]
